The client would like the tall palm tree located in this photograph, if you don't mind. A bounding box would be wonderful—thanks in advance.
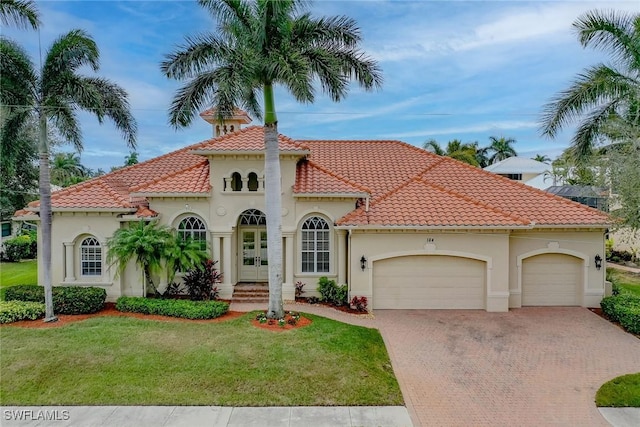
[50,152,88,187]
[487,136,517,164]
[0,0,40,29]
[161,0,382,318]
[0,31,137,321]
[540,10,640,163]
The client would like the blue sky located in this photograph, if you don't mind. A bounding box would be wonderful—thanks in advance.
[5,0,638,171]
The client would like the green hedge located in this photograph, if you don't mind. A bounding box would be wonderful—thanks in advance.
[4,285,106,314]
[115,296,229,320]
[601,294,640,335]
[0,301,45,323]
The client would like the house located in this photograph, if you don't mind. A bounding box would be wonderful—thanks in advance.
[483,156,552,190]
[14,110,611,312]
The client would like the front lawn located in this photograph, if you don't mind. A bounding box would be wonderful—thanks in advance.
[0,260,37,288]
[0,313,403,406]
[596,373,640,407]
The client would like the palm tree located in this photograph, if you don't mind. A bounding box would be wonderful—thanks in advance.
[540,10,640,163]
[50,152,88,187]
[161,0,382,318]
[0,31,137,321]
[0,0,40,29]
[423,139,480,166]
[107,221,174,296]
[532,154,551,164]
[164,234,209,285]
[487,136,517,164]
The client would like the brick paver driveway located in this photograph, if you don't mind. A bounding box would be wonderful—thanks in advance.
[373,308,640,426]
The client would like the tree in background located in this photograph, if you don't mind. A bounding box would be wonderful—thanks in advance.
[532,154,551,164]
[162,0,382,318]
[124,151,138,166]
[50,152,88,187]
[423,139,481,166]
[0,30,137,321]
[486,136,517,164]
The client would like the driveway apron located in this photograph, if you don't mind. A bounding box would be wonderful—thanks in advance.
[373,308,640,427]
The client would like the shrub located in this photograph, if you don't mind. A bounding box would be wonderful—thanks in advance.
[4,285,106,314]
[116,296,229,319]
[295,281,306,298]
[317,277,348,306]
[183,260,222,301]
[0,301,45,323]
[350,296,368,312]
[2,235,31,262]
[601,294,640,334]
[307,296,320,304]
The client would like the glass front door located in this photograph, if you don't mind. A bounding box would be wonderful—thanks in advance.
[239,228,268,281]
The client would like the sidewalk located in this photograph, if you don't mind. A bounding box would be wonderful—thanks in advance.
[0,406,413,427]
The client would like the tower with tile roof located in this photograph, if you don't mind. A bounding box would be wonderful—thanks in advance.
[199,108,252,137]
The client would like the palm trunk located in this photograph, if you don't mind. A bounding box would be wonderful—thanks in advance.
[264,83,284,319]
[39,108,56,322]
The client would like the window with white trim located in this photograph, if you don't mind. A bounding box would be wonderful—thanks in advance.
[301,217,330,273]
[178,216,207,250]
[80,237,102,276]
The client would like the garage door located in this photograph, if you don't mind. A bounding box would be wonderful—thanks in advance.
[522,254,581,306]
[373,255,485,309]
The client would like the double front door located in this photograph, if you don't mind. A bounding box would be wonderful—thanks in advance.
[239,228,268,282]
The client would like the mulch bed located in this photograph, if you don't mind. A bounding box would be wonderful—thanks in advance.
[1,303,245,329]
[250,312,312,331]
[294,298,366,315]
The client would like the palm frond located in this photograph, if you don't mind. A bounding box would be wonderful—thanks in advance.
[42,29,99,87]
[161,33,230,79]
[0,36,38,105]
[50,103,82,150]
[569,99,621,162]
[0,0,40,30]
[168,72,221,128]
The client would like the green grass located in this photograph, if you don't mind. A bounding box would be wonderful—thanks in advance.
[596,373,640,407]
[0,312,403,406]
[608,268,640,297]
[0,260,37,288]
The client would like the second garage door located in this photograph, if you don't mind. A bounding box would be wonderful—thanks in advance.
[522,253,582,306]
[373,255,485,309]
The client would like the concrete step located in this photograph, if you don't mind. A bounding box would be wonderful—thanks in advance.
[231,296,269,303]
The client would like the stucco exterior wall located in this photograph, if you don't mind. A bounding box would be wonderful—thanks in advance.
[508,230,606,308]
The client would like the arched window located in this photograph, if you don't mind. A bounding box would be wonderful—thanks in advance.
[80,237,102,276]
[178,216,207,250]
[247,172,259,192]
[301,217,330,273]
[239,209,266,226]
[231,172,242,191]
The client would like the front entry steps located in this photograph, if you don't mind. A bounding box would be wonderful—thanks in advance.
[232,282,269,303]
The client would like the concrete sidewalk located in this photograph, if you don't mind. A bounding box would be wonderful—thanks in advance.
[0,406,413,427]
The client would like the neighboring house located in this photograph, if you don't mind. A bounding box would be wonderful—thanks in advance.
[483,157,552,190]
[14,110,611,312]
[546,185,608,212]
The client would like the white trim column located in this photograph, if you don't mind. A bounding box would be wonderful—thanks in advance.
[64,242,75,282]
[218,232,233,299]
[337,230,347,284]
[212,234,221,266]
[282,232,295,300]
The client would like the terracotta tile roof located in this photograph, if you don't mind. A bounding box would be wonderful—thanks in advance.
[18,125,610,227]
[199,108,252,124]
[294,160,370,195]
[301,139,442,198]
[194,126,309,152]
[418,159,611,226]
[134,206,159,218]
[131,161,210,194]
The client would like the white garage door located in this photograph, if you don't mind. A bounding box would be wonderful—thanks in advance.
[373,255,485,309]
[522,254,581,306]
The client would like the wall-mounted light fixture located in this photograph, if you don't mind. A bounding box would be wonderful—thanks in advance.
[185,204,190,210]
[360,255,367,271]
[594,254,602,270]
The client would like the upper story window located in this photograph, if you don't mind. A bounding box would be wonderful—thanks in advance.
[301,216,330,273]
[248,172,259,191]
[231,172,243,191]
[224,171,263,192]
[239,209,266,226]
[80,237,102,276]
[178,216,207,250]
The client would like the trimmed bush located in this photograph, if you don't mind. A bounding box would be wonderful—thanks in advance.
[0,301,45,323]
[601,294,640,335]
[2,235,31,262]
[317,277,348,306]
[4,285,106,314]
[116,296,229,319]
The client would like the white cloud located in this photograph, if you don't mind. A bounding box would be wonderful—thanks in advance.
[384,120,538,139]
